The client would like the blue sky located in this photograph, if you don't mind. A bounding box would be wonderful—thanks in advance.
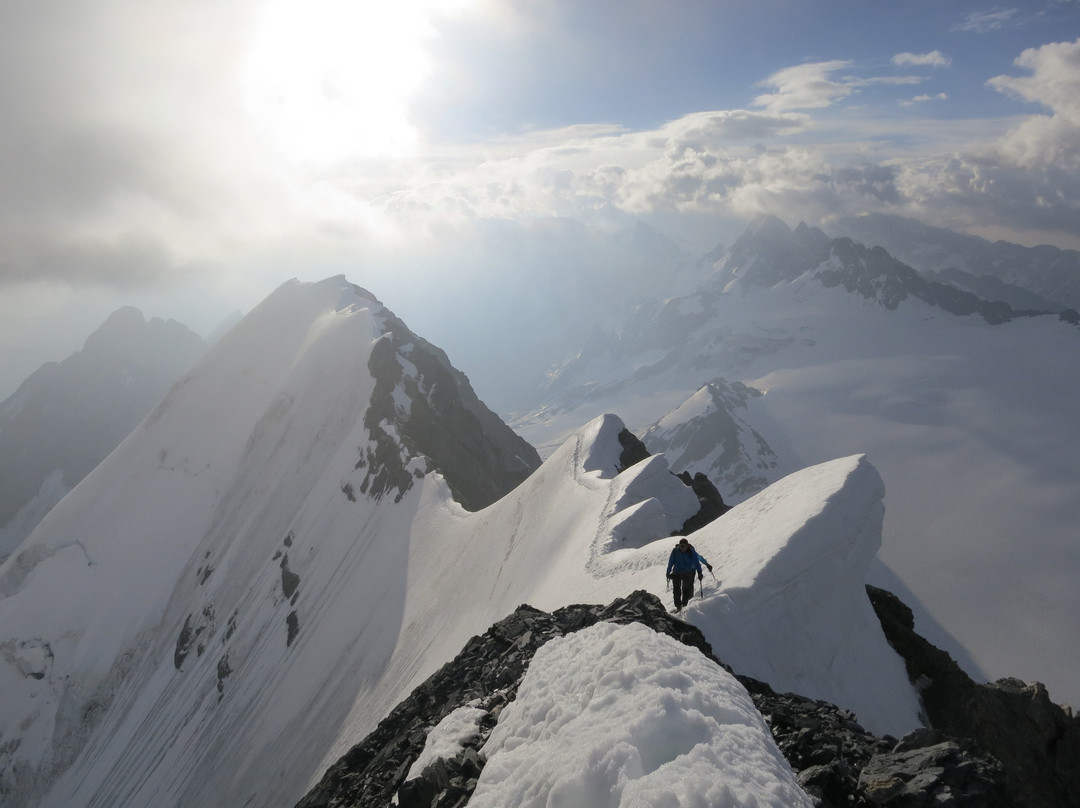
[414,1,1077,135]
[0,0,1078,394]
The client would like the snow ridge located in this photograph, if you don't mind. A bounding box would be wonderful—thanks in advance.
[1,277,923,807]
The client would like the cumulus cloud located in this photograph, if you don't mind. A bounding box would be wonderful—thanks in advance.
[988,38,1080,121]
[892,51,952,68]
[656,110,810,154]
[4,0,1079,302]
[893,39,1080,237]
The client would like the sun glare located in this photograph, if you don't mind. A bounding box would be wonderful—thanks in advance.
[241,0,473,166]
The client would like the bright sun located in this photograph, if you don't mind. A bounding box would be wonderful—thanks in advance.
[241,0,472,166]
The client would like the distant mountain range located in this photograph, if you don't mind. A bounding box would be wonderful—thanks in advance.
[511,214,1079,712]
[828,212,1080,312]
[0,308,204,560]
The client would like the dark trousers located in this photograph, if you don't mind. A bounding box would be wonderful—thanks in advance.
[672,572,696,610]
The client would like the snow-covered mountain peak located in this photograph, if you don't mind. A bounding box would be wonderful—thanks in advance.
[0,307,206,561]
[641,378,780,501]
[0,276,543,805]
[712,214,829,293]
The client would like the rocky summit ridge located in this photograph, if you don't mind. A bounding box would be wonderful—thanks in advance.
[297,589,1079,808]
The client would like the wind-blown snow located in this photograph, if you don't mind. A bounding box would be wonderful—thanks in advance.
[471,622,813,808]
[0,277,920,808]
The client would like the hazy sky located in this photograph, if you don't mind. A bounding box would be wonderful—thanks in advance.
[1,0,1079,396]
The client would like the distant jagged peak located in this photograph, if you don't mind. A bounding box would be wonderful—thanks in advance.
[713,214,829,293]
[95,305,146,332]
[742,212,794,240]
[81,305,202,358]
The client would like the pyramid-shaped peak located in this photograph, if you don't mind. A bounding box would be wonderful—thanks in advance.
[82,306,147,349]
[743,214,794,240]
[716,215,826,292]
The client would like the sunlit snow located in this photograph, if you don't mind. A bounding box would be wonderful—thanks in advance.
[0,277,919,807]
[470,622,814,808]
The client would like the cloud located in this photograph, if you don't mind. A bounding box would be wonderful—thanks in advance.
[988,38,1080,121]
[892,51,952,68]
[377,33,1080,249]
[892,39,1080,237]
[900,93,949,106]
[658,110,811,153]
[750,60,925,113]
[0,0,335,289]
[752,61,855,112]
[952,8,1019,33]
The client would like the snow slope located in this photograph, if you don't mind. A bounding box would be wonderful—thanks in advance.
[471,621,814,808]
[1,277,918,807]
[0,307,205,560]
[514,227,1080,711]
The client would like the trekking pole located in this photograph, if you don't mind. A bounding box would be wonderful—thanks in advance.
[698,576,703,598]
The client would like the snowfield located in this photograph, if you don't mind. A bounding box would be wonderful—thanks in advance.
[471,622,814,808]
[2,278,920,806]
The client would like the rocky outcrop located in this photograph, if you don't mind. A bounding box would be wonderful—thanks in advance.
[616,427,651,472]
[868,585,1080,808]
[814,238,1049,324]
[296,590,1021,808]
[676,470,731,533]
[360,298,542,512]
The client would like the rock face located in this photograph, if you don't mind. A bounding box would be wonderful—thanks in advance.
[675,470,731,533]
[613,426,729,535]
[868,585,1080,808]
[296,590,1025,808]
[829,212,1080,313]
[360,296,542,512]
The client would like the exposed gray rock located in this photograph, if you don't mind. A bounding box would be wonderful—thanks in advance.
[829,212,1080,313]
[358,293,542,512]
[714,215,1055,325]
[676,470,731,533]
[868,584,1080,808]
[616,427,650,472]
[295,589,1027,808]
[858,735,1005,807]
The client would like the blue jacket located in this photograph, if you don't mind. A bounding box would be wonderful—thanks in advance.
[667,544,708,576]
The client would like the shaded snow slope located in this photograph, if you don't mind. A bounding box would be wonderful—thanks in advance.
[0,277,918,808]
[471,621,814,808]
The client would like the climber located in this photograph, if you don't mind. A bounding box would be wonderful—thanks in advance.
[666,537,712,613]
